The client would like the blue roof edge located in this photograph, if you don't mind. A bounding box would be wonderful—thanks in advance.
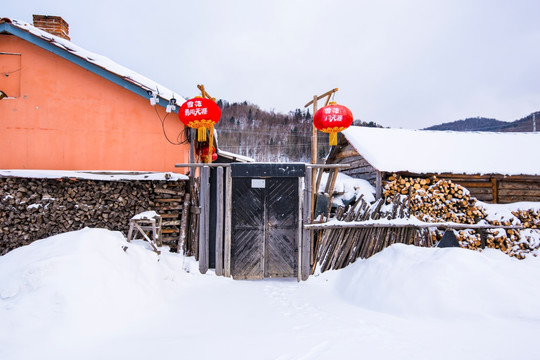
[0,22,177,113]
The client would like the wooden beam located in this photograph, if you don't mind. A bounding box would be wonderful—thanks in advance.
[176,163,231,168]
[304,88,339,108]
[376,171,382,199]
[304,223,524,230]
[491,177,499,204]
[305,164,351,169]
[499,182,540,190]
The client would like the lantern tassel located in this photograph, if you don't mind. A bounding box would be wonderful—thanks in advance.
[329,132,338,146]
[198,127,207,142]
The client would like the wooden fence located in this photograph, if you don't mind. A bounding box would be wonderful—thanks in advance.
[304,192,524,273]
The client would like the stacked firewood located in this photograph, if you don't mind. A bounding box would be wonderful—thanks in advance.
[0,177,188,255]
[512,209,540,229]
[455,227,537,260]
[384,175,487,225]
[456,211,540,259]
[384,175,539,259]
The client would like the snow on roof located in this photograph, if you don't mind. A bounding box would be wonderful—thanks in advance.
[217,149,255,162]
[0,170,188,181]
[342,126,540,176]
[3,18,184,105]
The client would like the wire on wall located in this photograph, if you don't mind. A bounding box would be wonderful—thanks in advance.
[153,106,189,146]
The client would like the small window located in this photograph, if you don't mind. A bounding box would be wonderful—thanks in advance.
[0,53,21,98]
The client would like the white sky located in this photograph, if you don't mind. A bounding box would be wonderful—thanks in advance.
[4,0,540,128]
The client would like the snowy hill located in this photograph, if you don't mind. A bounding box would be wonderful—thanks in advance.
[2,228,540,360]
[424,111,539,132]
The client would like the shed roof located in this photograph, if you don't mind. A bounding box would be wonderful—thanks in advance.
[341,126,540,176]
[0,17,184,109]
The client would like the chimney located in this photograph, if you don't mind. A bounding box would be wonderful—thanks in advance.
[32,14,70,40]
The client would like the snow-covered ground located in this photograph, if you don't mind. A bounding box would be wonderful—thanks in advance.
[2,227,540,360]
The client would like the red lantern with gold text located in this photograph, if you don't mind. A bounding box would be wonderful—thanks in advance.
[313,102,353,146]
[178,97,221,142]
[196,145,218,162]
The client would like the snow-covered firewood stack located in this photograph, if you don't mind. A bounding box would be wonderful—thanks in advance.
[383,175,540,259]
[0,176,188,255]
[476,209,540,259]
[384,175,487,224]
[512,209,540,229]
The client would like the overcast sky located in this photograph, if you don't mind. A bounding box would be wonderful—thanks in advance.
[5,0,540,128]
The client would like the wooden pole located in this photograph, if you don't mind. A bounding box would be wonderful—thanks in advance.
[311,96,318,219]
[304,88,339,218]
[297,177,303,282]
[376,171,382,200]
[311,95,318,166]
[207,125,215,164]
[178,192,191,253]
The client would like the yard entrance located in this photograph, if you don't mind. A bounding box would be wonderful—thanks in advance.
[231,176,299,279]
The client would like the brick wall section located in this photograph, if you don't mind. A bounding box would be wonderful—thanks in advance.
[0,176,188,255]
[32,15,70,40]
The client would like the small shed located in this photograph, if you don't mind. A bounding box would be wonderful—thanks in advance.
[326,126,540,203]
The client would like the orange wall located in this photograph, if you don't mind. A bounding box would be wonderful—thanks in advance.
[0,35,189,173]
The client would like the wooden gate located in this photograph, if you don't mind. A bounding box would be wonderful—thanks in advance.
[230,164,304,280]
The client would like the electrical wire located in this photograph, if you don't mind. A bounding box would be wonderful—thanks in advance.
[2,68,22,76]
[214,128,315,138]
[153,106,189,145]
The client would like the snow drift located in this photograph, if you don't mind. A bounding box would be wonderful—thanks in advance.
[1,228,540,360]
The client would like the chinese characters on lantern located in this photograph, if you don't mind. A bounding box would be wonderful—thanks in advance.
[184,100,210,117]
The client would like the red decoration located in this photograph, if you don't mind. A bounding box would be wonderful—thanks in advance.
[196,145,218,162]
[313,102,353,146]
[178,97,221,142]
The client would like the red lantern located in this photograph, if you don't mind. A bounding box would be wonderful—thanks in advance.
[178,97,221,142]
[313,102,353,146]
[196,145,218,162]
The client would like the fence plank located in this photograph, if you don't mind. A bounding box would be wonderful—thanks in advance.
[301,168,312,280]
[215,167,224,276]
[199,167,210,274]
[224,166,232,277]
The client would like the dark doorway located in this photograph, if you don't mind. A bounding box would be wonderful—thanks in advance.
[229,164,303,280]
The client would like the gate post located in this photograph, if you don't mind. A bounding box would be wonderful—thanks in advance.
[301,168,312,281]
[199,166,210,274]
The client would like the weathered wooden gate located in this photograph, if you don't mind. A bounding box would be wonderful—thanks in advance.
[230,163,304,280]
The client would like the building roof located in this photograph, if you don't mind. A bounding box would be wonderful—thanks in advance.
[0,17,184,110]
[341,126,540,176]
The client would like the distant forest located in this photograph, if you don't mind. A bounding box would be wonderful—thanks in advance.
[212,100,538,162]
[214,100,380,162]
[424,112,539,132]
